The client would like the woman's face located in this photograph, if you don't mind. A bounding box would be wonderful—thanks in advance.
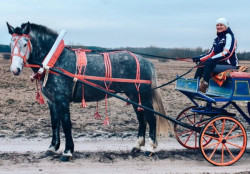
[216,23,227,33]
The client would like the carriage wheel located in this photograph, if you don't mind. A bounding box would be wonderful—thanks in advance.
[174,106,212,149]
[199,116,247,166]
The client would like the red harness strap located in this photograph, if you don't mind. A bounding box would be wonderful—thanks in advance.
[56,67,115,92]
[102,52,112,125]
[47,40,65,68]
[75,49,88,108]
[127,51,144,111]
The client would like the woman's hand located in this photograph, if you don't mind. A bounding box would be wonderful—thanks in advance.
[192,57,200,63]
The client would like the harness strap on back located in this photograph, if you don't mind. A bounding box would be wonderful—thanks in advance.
[101,52,112,126]
[127,51,144,111]
[74,50,88,108]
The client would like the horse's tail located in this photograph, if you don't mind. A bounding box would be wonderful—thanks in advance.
[150,65,174,137]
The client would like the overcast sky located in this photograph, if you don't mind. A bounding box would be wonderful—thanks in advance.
[1,0,250,51]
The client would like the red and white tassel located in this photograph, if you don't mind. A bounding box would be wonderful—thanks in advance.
[94,102,101,119]
[137,102,144,112]
[103,116,110,126]
[81,99,87,108]
[94,111,101,120]
[36,91,45,104]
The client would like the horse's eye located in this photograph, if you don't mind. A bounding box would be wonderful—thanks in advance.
[24,43,27,47]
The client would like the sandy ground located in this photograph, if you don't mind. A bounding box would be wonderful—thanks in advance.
[1,56,250,173]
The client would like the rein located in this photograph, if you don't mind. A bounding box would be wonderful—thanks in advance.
[93,48,194,62]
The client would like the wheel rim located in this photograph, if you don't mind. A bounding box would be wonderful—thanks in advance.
[200,116,247,166]
[174,106,212,149]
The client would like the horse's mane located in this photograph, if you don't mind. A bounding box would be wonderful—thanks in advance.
[20,23,59,62]
[21,23,58,40]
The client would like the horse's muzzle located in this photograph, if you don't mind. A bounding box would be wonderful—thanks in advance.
[12,68,21,76]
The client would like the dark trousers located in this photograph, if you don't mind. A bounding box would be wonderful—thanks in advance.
[194,59,237,83]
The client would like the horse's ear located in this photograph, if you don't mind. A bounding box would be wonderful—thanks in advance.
[6,22,14,35]
[22,22,31,35]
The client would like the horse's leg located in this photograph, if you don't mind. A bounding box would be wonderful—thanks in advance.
[142,99,157,156]
[131,105,146,154]
[47,101,61,154]
[56,100,74,162]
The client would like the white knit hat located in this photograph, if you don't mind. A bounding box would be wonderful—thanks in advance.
[216,18,229,28]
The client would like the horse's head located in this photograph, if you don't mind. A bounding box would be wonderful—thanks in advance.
[7,22,32,76]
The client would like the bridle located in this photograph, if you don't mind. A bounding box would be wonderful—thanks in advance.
[10,34,32,66]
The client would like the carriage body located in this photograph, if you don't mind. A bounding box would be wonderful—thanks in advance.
[176,73,250,102]
[174,73,250,166]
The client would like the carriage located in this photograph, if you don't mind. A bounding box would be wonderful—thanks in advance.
[174,73,250,166]
[6,22,250,166]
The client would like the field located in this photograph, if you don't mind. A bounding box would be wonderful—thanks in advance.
[1,55,250,173]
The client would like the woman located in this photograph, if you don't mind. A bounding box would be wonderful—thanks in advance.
[193,18,238,92]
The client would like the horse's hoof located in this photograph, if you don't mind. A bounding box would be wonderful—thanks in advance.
[60,155,72,162]
[131,147,141,154]
[60,150,73,162]
[144,151,155,157]
[45,146,58,156]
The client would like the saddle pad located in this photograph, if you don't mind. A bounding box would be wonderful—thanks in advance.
[76,51,87,67]
[212,66,248,86]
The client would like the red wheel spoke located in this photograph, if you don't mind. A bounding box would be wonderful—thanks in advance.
[203,136,209,143]
[212,123,222,139]
[198,121,207,127]
[198,115,204,122]
[221,144,224,164]
[225,123,238,139]
[197,115,205,127]
[221,119,225,137]
[195,132,197,148]
[224,144,235,159]
[209,142,220,160]
[184,112,187,117]
[187,116,194,125]
[184,130,194,144]
[203,134,219,141]
[227,133,244,140]
[177,129,193,136]
[226,141,243,149]
[203,141,220,149]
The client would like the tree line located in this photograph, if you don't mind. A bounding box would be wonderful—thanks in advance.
[0,44,11,59]
[1,44,249,61]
